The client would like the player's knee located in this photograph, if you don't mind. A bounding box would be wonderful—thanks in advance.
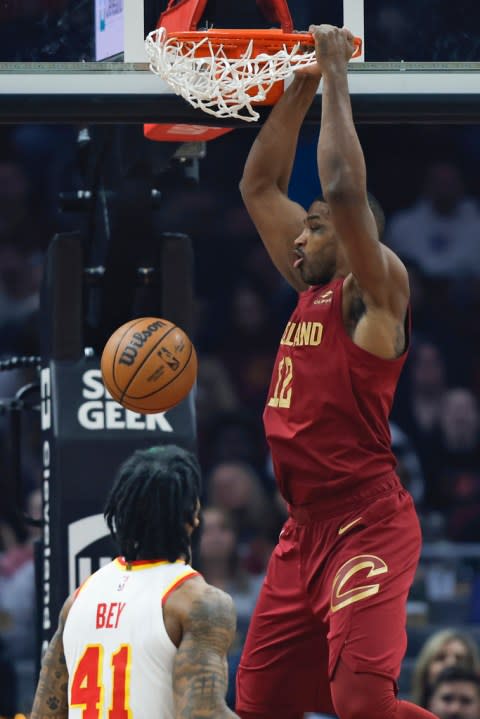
[331,660,398,719]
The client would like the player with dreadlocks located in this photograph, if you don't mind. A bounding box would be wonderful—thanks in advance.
[31,445,240,719]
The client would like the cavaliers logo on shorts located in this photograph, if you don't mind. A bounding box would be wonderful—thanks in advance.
[330,554,388,613]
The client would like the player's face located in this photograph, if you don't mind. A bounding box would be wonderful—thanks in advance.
[293,201,338,286]
[428,681,480,719]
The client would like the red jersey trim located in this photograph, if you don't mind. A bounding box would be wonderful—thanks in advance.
[162,570,200,605]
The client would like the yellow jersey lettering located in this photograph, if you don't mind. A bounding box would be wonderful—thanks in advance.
[299,322,312,346]
[284,322,296,346]
[310,322,323,346]
[280,322,292,344]
[268,357,294,409]
[279,321,324,347]
[292,323,302,347]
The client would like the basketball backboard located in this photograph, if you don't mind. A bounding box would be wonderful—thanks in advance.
[0,0,480,124]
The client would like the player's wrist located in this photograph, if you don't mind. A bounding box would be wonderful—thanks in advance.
[321,62,349,80]
[291,72,321,89]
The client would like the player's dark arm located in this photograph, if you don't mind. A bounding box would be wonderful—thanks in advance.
[173,585,240,719]
[239,73,320,291]
[315,26,409,313]
[31,596,74,719]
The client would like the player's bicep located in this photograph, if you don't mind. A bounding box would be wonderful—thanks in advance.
[173,587,237,719]
[240,185,308,291]
[327,193,398,304]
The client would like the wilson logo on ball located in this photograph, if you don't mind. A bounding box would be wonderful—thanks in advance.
[118,320,168,366]
[101,317,197,414]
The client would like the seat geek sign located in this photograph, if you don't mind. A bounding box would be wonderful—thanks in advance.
[78,369,174,431]
[41,359,195,438]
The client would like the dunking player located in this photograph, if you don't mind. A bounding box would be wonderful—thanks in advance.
[31,445,240,719]
[236,25,437,719]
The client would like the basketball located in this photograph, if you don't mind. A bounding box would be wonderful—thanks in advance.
[100,317,197,414]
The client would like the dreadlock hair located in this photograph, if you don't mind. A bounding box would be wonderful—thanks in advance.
[314,191,386,241]
[104,445,201,563]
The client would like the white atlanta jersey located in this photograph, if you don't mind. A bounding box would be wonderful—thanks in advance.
[63,557,198,719]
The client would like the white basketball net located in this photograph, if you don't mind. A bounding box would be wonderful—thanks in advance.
[145,27,317,122]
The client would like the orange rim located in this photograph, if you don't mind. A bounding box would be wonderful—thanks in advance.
[165,28,362,57]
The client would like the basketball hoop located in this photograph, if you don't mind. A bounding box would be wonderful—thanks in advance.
[145,28,362,122]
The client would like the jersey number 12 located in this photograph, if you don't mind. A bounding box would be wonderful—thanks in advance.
[268,356,293,408]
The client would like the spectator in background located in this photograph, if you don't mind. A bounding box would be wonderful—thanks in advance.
[393,340,448,506]
[0,488,42,712]
[206,460,278,574]
[201,409,267,474]
[195,355,240,433]
[390,421,425,506]
[431,388,480,539]
[426,666,480,719]
[198,506,263,639]
[198,506,265,712]
[243,243,296,335]
[386,161,480,279]
[215,281,278,415]
[411,629,480,707]
[0,488,41,663]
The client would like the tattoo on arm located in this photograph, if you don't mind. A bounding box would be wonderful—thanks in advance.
[31,603,70,719]
[173,587,239,719]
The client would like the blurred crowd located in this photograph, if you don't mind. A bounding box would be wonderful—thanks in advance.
[0,118,480,716]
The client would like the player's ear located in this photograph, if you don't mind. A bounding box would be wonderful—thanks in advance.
[193,501,201,528]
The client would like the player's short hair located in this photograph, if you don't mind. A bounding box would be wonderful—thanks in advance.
[104,445,201,563]
[428,665,480,701]
[314,191,385,240]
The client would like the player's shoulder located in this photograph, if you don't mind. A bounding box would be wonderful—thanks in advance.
[58,590,79,629]
[344,244,409,316]
[382,244,410,296]
[168,574,235,628]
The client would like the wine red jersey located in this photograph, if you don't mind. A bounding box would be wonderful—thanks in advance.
[263,278,408,507]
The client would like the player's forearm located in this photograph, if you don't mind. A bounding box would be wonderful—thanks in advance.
[318,66,367,198]
[241,74,320,195]
[175,698,240,719]
[31,636,69,719]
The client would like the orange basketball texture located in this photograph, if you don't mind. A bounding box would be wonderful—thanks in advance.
[100,317,197,413]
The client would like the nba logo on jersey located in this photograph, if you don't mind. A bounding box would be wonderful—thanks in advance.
[68,514,114,593]
[117,574,130,592]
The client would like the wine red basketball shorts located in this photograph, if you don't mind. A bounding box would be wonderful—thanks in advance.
[236,485,422,717]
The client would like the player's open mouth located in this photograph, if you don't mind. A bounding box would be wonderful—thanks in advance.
[293,252,304,268]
